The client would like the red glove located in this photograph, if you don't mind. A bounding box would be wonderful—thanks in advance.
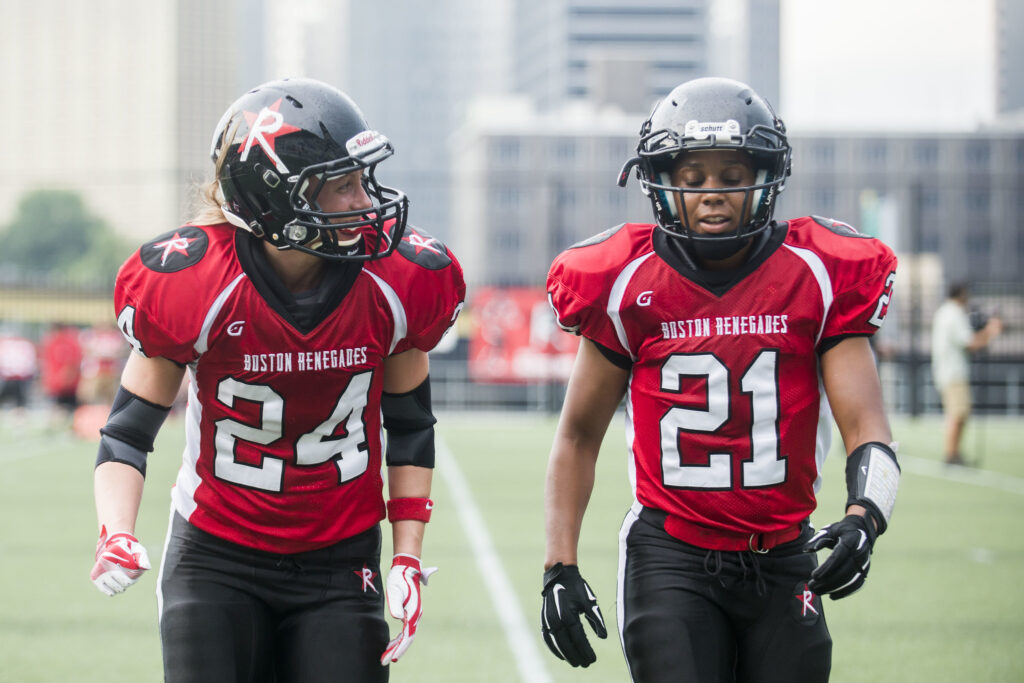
[380,553,437,665]
[90,526,151,596]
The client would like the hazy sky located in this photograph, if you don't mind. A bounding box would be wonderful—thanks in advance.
[779,0,995,132]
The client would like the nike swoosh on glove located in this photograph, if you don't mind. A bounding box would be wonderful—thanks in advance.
[381,553,437,665]
[540,563,607,667]
[90,526,151,596]
[803,513,876,600]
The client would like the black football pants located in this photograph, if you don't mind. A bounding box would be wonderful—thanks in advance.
[158,512,389,683]
[618,508,832,683]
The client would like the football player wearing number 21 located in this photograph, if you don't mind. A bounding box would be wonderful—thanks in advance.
[541,78,900,682]
[90,78,464,682]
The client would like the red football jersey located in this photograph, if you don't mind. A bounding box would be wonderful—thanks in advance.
[114,223,465,554]
[547,217,897,540]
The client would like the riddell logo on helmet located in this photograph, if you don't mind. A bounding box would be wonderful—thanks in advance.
[239,98,301,174]
[347,131,384,157]
[353,132,375,147]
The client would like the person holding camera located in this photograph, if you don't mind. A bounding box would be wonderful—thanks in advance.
[931,282,1002,465]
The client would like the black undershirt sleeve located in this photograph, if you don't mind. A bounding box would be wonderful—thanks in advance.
[591,339,633,369]
[818,333,872,355]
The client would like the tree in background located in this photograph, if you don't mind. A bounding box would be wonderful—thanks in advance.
[0,189,133,288]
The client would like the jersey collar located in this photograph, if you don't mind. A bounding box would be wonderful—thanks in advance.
[652,221,788,296]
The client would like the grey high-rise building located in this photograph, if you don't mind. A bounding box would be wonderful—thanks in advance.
[707,0,780,110]
[744,0,780,109]
[514,0,713,112]
[338,0,514,242]
[996,0,1024,114]
[334,0,779,249]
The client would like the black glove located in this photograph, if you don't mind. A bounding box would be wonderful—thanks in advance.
[540,563,608,667]
[804,514,876,600]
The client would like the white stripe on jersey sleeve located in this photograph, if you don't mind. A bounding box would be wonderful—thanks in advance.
[365,271,408,355]
[607,252,657,361]
[194,273,247,355]
[782,245,833,344]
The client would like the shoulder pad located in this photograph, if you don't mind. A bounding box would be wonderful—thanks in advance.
[139,226,210,272]
[569,224,626,249]
[395,226,452,270]
[811,216,871,239]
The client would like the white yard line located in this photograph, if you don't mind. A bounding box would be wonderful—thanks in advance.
[436,439,553,683]
[899,454,1024,496]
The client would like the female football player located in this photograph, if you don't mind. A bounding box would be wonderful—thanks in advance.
[541,77,900,682]
[90,78,464,682]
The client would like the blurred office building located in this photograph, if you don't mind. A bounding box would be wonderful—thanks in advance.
[776,131,1024,286]
[337,0,514,243]
[0,0,260,242]
[996,0,1024,115]
[451,97,651,288]
[453,0,786,288]
[513,0,715,111]
[1,0,783,253]
[343,0,732,243]
[707,0,780,109]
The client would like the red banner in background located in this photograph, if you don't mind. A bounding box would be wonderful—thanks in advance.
[468,287,580,383]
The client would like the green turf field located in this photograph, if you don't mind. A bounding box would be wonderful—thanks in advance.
[1,412,1022,682]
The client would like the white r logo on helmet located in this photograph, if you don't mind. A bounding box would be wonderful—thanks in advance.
[240,104,292,174]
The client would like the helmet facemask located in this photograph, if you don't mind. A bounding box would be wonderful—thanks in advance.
[281,133,409,261]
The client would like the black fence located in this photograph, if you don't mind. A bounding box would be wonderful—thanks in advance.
[880,354,1024,417]
[427,356,1024,417]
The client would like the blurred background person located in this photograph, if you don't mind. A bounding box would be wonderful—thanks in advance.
[0,325,39,428]
[40,321,83,429]
[72,321,130,440]
[930,282,1003,465]
[77,321,127,406]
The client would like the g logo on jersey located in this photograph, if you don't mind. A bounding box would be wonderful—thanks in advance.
[397,227,451,270]
[141,226,209,273]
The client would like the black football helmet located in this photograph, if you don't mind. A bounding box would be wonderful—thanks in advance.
[618,77,791,257]
[210,78,408,260]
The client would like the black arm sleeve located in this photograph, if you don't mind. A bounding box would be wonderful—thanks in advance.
[381,377,436,468]
[95,386,172,477]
